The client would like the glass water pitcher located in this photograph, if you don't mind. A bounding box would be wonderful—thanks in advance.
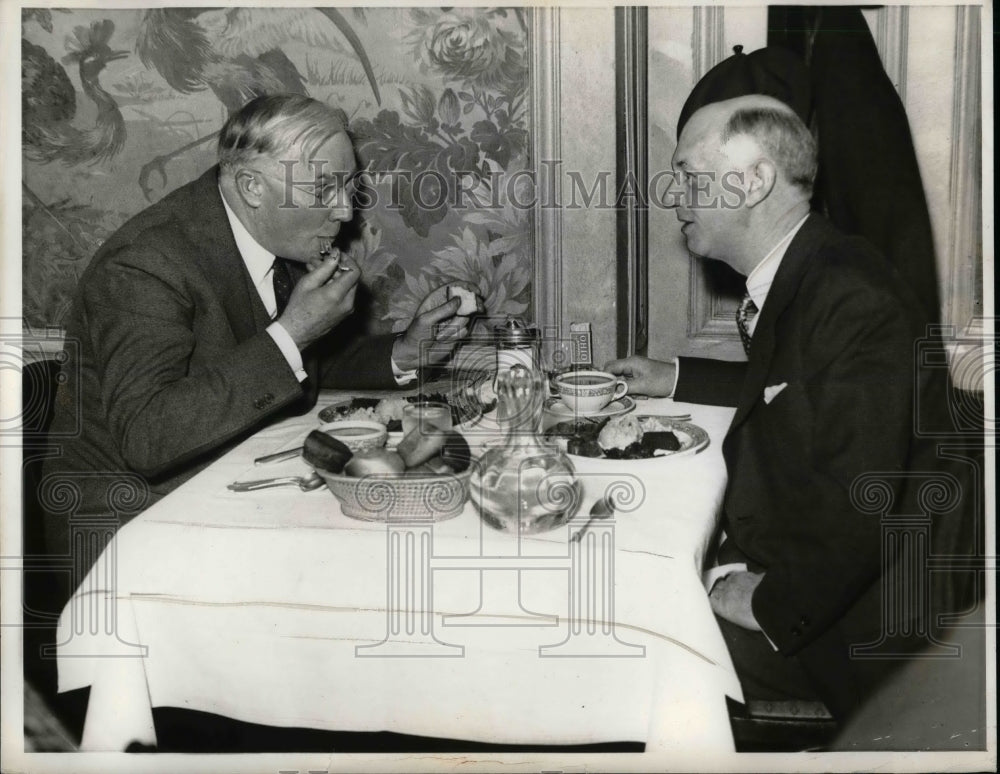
[469,365,581,534]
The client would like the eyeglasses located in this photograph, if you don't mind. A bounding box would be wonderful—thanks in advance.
[256,166,366,209]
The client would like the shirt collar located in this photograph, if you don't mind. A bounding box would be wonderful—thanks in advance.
[219,185,275,287]
[744,213,810,311]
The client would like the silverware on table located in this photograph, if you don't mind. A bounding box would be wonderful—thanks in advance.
[254,447,303,466]
[571,496,615,542]
[227,473,323,492]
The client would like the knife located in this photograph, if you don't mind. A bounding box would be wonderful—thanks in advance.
[254,447,303,466]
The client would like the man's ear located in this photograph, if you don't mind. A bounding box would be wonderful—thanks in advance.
[744,159,777,208]
[234,168,265,209]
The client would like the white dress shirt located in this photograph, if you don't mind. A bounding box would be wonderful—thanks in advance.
[220,189,307,382]
[742,214,810,337]
[219,189,416,385]
[669,214,810,396]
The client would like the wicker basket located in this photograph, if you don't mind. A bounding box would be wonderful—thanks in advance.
[317,469,473,522]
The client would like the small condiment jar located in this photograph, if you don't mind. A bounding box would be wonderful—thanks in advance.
[494,318,540,384]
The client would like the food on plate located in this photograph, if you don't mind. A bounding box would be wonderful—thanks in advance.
[373,397,408,427]
[446,284,483,316]
[545,419,602,456]
[318,398,380,424]
[545,415,683,460]
[597,415,642,452]
[344,448,406,477]
[302,430,353,473]
[639,431,681,455]
[321,397,407,429]
[600,415,682,459]
[567,434,603,458]
[320,390,490,431]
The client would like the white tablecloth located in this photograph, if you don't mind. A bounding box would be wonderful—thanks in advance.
[56,395,741,753]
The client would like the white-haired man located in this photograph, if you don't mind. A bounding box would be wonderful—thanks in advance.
[44,95,466,567]
[607,95,966,719]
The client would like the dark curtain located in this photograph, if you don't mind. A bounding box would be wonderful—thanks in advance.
[768,6,940,325]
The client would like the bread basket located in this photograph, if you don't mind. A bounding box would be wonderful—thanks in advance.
[317,468,473,522]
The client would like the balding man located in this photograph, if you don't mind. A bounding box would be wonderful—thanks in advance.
[607,96,965,719]
[44,95,468,571]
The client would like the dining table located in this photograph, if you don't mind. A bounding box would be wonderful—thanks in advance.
[55,385,743,757]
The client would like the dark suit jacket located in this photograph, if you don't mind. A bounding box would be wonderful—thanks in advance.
[675,215,970,716]
[44,167,397,532]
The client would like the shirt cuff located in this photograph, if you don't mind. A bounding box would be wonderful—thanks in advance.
[391,357,417,386]
[668,357,680,398]
[266,322,307,383]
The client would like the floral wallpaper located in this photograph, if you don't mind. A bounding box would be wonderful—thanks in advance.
[21,7,533,336]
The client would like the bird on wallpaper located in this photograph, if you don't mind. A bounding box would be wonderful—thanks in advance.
[134,7,382,200]
[22,19,128,166]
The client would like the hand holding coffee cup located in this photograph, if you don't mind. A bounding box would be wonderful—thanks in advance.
[551,370,629,414]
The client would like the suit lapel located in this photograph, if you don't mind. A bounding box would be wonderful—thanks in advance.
[178,167,270,342]
[729,214,825,430]
[180,175,323,393]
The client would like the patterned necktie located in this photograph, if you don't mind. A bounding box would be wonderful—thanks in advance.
[271,257,293,318]
[736,292,758,356]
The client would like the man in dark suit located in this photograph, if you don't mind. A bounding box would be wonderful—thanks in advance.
[43,94,467,563]
[606,95,968,719]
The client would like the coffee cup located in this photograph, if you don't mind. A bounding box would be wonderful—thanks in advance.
[551,370,628,414]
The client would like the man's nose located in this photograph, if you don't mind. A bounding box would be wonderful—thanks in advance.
[328,191,352,222]
[661,172,684,209]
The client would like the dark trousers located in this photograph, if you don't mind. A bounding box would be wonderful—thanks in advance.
[715,615,824,704]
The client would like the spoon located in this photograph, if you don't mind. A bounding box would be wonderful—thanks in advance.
[227,473,324,492]
[571,496,615,542]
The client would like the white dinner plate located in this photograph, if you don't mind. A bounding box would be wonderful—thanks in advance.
[548,417,711,465]
[544,396,637,420]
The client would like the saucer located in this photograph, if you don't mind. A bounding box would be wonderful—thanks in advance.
[544,396,637,420]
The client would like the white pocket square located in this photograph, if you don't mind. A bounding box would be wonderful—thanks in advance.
[763,382,788,404]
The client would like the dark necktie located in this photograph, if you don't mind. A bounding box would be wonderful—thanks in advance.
[736,292,758,356]
[271,257,293,318]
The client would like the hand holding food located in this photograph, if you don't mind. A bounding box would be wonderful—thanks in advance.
[392,282,484,371]
[446,284,483,316]
[278,253,360,349]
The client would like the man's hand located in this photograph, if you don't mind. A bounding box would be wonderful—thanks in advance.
[393,296,468,371]
[708,570,764,631]
[277,253,360,349]
[603,355,676,397]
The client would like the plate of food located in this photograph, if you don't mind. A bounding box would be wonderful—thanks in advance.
[545,414,710,461]
[317,376,497,432]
